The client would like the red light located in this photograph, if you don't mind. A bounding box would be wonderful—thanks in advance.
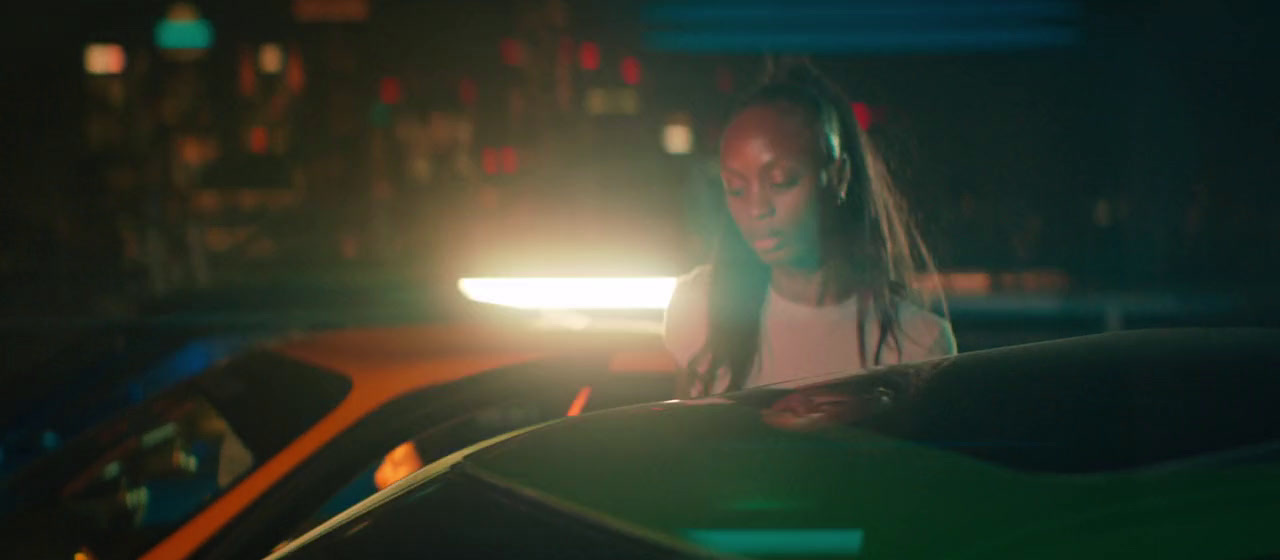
[248,126,269,154]
[237,49,256,97]
[578,41,600,71]
[458,78,477,107]
[851,102,875,131]
[500,146,519,174]
[379,77,402,105]
[565,386,593,417]
[482,147,499,175]
[286,46,306,93]
[500,38,525,66]
[716,66,734,93]
[620,56,642,86]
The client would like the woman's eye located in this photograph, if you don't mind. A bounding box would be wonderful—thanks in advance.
[771,174,801,189]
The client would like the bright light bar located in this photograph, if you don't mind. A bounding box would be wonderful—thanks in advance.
[458,277,677,310]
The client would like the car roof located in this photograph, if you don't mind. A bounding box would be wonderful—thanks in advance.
[268,322,677,382]
[279,328,1280,559]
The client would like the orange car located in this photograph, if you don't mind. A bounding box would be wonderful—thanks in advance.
[2,321,679,560]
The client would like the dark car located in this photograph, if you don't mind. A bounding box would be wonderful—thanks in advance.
[268,329,1280,560]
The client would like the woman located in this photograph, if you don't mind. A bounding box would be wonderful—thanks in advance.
[664,60,956,397]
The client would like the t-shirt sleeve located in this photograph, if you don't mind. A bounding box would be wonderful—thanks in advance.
[896,300,959,362]
[663,265,712,369]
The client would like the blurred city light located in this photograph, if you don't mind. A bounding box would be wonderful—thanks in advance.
[584,88,608,115]
[258,43,285,74]
[84,43,126,75]
[155,3,214,52]
[500,38,526,67]
[500,146,519,174]
[620,56,643,85]
[663,113,694,154]
[238,49,257,96]
[458,277,678,310]
[618,88,640,115]
[482,147,499,175]
[379,77,403,105]
[663,125,694,155]
[851,102,875,130]
[248,126,270,154]
[458,78,478,107]
[292,0,370,22]
[369,103,392,127]
[578,41,600,70]
[285,46,306,92]
[584,87,641,116]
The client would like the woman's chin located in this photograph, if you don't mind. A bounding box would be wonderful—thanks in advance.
[754,248,792,266]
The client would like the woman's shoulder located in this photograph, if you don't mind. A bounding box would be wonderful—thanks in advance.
[669,265,714,311]
[893,298,958,359]
[662,265,714,368]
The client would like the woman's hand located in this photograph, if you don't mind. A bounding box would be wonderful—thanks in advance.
[761,384,894,432]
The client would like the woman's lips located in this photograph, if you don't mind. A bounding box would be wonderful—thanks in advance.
[753,236,783,252]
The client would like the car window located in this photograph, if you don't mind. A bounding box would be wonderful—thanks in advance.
[283,371,676,545]
[279,469,692,560]
[2,351,350,560]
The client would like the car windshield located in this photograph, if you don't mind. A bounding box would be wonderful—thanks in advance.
[0,350,351,560]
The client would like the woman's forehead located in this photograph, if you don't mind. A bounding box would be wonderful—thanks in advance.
[720,104,821,166]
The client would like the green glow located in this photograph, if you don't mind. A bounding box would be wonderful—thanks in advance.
[686,529,865,555]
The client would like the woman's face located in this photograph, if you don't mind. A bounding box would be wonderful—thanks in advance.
[720,104,825,269]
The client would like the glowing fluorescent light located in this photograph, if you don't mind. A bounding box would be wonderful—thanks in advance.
[458,277,677,310]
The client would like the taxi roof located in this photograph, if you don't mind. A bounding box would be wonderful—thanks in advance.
[269,321,676,383]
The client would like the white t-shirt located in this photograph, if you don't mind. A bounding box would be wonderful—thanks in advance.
[663,265,957,395]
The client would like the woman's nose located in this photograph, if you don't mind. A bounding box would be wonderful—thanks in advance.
[749,193,775,219]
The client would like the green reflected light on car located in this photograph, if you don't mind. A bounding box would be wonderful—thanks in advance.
[685,528,865,556]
